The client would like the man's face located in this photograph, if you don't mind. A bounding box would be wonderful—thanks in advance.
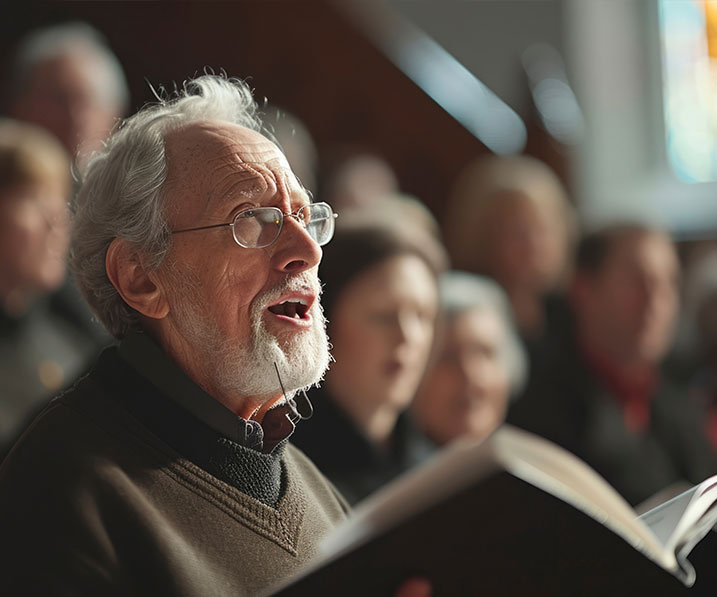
[154,121,329,412]
[573,231,679,367]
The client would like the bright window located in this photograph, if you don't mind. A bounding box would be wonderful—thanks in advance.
[660,0,717,182]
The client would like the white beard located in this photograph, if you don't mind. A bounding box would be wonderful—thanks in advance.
[171,269,331,401]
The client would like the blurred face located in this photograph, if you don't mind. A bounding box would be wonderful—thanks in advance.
[326,254,438,414]
[11,53,120,158]
[414,308,510,445]
[573,231,679,366]
[330,154,398,209]
[488,194,567,293]
[154,122,329,408]
[0,180,70,297]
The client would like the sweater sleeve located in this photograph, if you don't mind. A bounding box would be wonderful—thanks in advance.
[0,404,122,594]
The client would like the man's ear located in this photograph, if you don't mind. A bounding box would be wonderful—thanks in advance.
[105,238,169,320]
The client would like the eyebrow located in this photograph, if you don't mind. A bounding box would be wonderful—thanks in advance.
[209,166,312,219]
[213,169,268,203]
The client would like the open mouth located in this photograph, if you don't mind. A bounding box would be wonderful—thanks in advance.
[268,298,310,320]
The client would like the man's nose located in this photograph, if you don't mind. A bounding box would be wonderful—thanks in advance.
[270,216,323,273]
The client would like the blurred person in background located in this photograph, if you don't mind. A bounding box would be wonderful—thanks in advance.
[3,21,129,165]
[508,222,717,506]
[413,271,526,447]
[291,219,447,504]
[0,119,102,459]
[338,191,443,243]
[320,149,400,212]
[442,155,574,347]
[671,249,717,456]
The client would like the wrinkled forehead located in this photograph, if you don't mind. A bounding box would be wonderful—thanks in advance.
[163,121,302,217]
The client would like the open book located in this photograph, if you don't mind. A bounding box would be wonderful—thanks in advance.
[270,425,717,596]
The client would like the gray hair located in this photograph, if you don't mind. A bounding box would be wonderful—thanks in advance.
[70,74,264,338]
[8,22,129,113]
[438,271,528,397]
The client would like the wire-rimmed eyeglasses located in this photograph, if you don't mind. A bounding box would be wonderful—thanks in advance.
[170,202,338,249]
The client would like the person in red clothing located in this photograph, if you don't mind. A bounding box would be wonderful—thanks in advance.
[508,222,717,506]
[571,224,679,433]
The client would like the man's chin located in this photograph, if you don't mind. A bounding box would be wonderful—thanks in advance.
[268,339,329,391]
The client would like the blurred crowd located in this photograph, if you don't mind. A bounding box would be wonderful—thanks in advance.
[3,20,717,513]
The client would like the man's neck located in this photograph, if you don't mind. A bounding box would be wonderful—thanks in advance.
[143,322,278,420]
[251,394,287,424]
[118,331,296,451]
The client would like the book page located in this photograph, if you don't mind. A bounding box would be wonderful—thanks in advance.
[661,477,717,553]
[634,481,693,516]
[640,476,717,586]
[639,485,700,546]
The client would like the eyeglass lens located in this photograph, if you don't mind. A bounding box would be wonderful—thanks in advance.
[231,203,334,248]
[301,204,334,246]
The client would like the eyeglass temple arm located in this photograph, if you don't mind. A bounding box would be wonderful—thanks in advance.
[171,222,233,235]
[171,208,337,235]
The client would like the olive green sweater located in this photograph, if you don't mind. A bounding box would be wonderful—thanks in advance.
[0,355,348,596]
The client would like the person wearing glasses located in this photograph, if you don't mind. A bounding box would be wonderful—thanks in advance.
[0,75,389,596]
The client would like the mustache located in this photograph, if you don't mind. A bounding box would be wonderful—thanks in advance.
[254,271,323,312]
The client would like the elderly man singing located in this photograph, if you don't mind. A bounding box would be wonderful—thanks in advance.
[0,75,364,595]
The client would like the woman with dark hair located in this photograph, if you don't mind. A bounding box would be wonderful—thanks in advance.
[291,220,447,504]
